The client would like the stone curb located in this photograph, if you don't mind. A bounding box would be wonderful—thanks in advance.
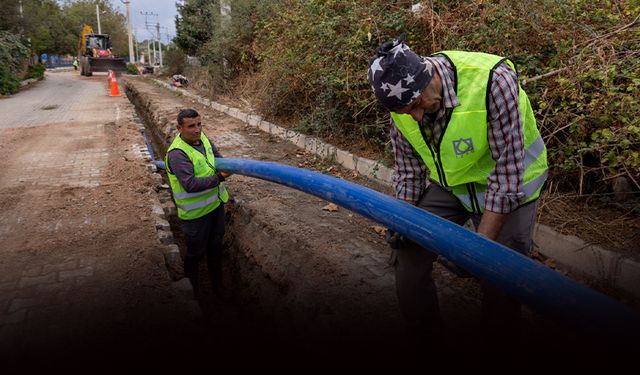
[149,78,640,302]
[533,224,640,300]
[20,78,39,87]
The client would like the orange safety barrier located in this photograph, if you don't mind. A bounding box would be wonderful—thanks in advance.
[108,70,121,97]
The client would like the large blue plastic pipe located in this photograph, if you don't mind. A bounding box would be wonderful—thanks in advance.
[216,158,639,340]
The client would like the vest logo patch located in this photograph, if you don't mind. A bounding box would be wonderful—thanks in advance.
[453,138,474,157]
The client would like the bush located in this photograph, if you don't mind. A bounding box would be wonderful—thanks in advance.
[126,63,139,75]
[23,63,45,80]
[0,31,29,75]
[164,47,186,76]
[176,0,640,193]
[0,70,20,95]
[0,31,29,95]
[253,0,423,149]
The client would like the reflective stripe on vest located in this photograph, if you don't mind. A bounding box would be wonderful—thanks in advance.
[176,185,227,212]
[173,187,217,200]
[392,51,548,213]
[165,132,229,220]
[455,169,548,211]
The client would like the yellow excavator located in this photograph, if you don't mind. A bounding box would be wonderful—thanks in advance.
[78,24,127,76]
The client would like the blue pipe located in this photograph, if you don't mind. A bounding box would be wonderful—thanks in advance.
[153,160,166,170]
[141,129,156,161]
[215,158,639,340]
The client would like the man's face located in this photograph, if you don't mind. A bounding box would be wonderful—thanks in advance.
[177,116,202,144]
[396,73,442,122]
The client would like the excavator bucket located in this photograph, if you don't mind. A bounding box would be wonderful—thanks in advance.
[89,57,127,73]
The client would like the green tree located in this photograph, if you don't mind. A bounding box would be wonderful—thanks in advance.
[0,30,30,95]
[0,0,23,33]
[23,0,68,54]
[174,0,218,56]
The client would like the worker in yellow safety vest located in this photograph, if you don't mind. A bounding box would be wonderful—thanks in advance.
[165,108,231,299]
[368,35,547,353]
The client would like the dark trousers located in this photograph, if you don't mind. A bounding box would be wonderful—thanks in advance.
[181,205,225,295]
[393,183,538,350]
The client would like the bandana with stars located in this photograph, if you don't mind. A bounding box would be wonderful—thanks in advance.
[367,35,434,112]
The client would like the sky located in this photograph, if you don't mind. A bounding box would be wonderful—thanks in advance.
[108,0,180,44]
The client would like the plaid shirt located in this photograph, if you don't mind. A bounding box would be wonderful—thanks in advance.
[390,56,525,214]
[167,138,225,192]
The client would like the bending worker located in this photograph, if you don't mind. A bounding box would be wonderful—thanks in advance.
[367,36,548,349]
[165,108,231,299]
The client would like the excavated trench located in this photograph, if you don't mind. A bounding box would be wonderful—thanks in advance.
[124,80,417,365]
[123,77,632,364]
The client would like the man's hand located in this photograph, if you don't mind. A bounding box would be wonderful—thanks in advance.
[219,171,232,178]
[385,229,410,249]
[476,211,509,241]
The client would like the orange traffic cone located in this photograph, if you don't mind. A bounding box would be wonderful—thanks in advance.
[109,72,121,97]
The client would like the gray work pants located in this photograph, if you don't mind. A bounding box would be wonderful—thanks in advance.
[393,183,538,349]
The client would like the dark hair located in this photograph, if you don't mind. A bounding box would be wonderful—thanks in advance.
[177,108,200,125]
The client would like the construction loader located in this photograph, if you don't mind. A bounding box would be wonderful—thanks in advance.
[78,24,127,76]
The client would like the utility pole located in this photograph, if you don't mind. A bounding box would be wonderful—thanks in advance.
[156,14,163,67]
[133,31,139,63]
[151,37,156,64]
[146,39,151,64]
[121,0,134,64]
[96,4,102,34]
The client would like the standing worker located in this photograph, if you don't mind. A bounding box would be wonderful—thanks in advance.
[165,108,232,300]
[367,36,548,351]
[73,57,79,71]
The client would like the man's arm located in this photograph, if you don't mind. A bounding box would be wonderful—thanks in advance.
[210,140,223,158]
[480,63,526,238]
[167,149,225,193]
[389,119,427,205]
[476,211,509,240]
[209,139,232,178]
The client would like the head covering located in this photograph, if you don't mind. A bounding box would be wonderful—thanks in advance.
[367,35,434,111]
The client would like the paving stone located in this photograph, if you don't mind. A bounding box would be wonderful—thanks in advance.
[21,266,42,277]
[151,204,165,216]
[365,265,389,278]
[353,255,377,267]
[162,203,176,217]
[363,273,395,289]
[155,217,171,231]
[36,282,72,296]
[157,230,174,245]
[78,257,98,268]
[19,273,57,289]
[58,267,94,281]
[247,114,262,127]
[42,260,78,275]
[0,281,18,293]
[8,298,41,313]
[0,309,26,325]
[258,120,272,133]
[356,157,377,178]
[336,149,357,170]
